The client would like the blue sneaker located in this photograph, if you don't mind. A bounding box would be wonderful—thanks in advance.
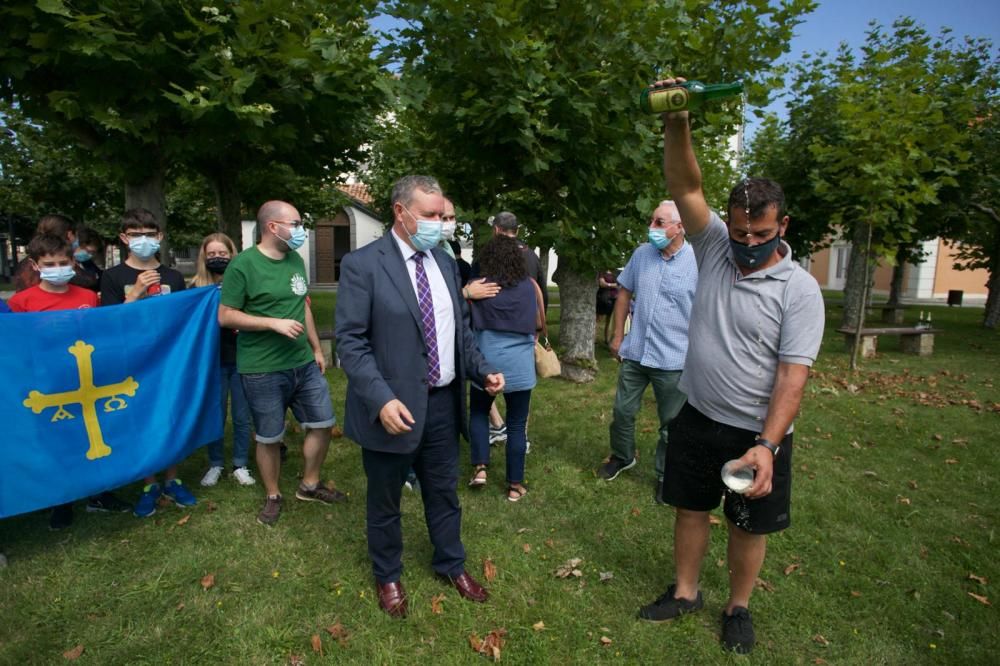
[164,479,197,507]
[134,483,162,518]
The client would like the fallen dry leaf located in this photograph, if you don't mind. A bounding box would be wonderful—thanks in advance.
[176,514,191,526]
[532,621,545,631]
[932,433,943,441]
[599,636,613,646]
[310,634,322,655]
[850,440,861,449]
[783,563,801,576]
[63,645,84,660]
[200,573,215,590]
[812,634,830,646]
[599,571,614,582]
[544,538,555,549]
[920,546,929,559]
[968,592,991,606]
[897,496,912,505]
[483,558,498,583]
[176,602,185,611]
[330,425,343,438]
[754,577,775,592]
[326,621,350,647]
[950,536,971,547]
[945,459,959,465]
[522,543,532,554]
[469,628,507,661]
[516,527,530,534]
[708,514,722,526]
[968,573,988,585]
[157,495,173,508]
[814,659,828,665]
[832,456,845,462]
[630,507,641,517]
[908,480,919,490]
[554,558,584,578]
[288,654,305,666]
[431,593,446,615]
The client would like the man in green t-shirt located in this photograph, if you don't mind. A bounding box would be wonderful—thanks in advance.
[219,200,346,526]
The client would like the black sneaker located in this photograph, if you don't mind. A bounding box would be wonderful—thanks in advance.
[86,491,132,513]
[49,503,74,531]
[638,584,704,622]
[721,607,755,654]
[598,456,636,481]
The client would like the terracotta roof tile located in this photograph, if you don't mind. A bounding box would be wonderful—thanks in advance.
[336,183,374,206]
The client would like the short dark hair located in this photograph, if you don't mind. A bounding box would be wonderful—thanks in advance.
[478,234,527,288]
[727,178,786,222]
[36,214,75,239]
[76,227,105,252]
[121,208,161,233]
[492,211,519,232]
[391,175,442,209]
[27,234,72,261]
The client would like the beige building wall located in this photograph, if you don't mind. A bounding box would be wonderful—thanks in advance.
[932,240,988,296]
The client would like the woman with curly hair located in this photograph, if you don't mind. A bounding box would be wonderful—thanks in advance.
[466,233,544,501]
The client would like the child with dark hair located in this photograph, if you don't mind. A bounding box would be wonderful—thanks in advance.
[8,234,132,528]
[100,208,195,517]
[73,227,106,291]
[12,214,99,292]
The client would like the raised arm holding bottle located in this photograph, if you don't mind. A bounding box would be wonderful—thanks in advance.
[637,75,825,656]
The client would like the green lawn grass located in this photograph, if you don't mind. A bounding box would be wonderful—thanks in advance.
[1,298,997,664]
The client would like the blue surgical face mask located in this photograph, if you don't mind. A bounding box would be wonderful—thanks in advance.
[71,239,80,250]
[275,223,307,251]
[730,232,781,269]
[39,265,76,286]
[647,229,668,250]
[129,236,160,259]
[441,220,457,241]
[74,249,93,263]
[402,205,443,251]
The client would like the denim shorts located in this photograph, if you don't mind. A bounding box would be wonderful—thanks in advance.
[241,362,336,444]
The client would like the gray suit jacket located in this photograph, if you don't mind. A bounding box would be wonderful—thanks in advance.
[335,232,496,454]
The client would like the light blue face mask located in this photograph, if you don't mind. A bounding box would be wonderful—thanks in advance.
[74,249,93,263]
[129,237,160,259]
[275,223,307,251]
[402,205,443,251]
[39,265,76,286]
[647,228,669,250]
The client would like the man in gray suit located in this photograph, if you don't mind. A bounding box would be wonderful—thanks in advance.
[335,175,505,618]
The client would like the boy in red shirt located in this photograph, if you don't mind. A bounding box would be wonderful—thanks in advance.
[9,235,132,528]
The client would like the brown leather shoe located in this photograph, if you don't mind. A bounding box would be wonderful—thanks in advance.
[376,581,408,618]
[447,571,489,603]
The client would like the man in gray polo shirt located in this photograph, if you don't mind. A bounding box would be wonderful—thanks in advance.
[637,76,825,656]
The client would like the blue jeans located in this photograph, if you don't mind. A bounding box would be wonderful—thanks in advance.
[206,363,252,468]
[241,362,335,444]
[470,388,531,484]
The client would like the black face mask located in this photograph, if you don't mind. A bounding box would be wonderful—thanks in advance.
[206,257,230,275]
[729,232,781,269]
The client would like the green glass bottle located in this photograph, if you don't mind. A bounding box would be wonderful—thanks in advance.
[639,80,744,114]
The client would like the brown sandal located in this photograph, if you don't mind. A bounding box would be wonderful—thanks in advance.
[468,465,488,488]
[507,484,527,503]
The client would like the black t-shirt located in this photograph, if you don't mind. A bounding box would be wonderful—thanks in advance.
[100,263,187,306]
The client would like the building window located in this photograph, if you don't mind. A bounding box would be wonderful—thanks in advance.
[835,246,850,279]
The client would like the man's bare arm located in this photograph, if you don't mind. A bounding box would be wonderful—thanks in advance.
[656,77,712,236]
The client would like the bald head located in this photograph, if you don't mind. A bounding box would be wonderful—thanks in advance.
[257,200,299,228]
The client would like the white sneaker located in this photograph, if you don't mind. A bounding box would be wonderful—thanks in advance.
[526,439,532,455]
[232,466,256,486]
[200,466,224,487]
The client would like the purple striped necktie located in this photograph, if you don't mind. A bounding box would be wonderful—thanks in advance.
[412,252,441,386]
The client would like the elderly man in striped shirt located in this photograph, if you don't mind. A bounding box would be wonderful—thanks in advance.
[597,200,698,500]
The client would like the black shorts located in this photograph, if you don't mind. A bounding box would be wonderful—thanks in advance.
[661,402,792,534]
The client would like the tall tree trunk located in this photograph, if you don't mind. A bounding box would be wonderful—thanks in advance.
[552,264,597,383]
[840,223,872,330]
[887,244,908,306]
[206,163,243,242]
[984,268,1000,329]
[125,165,169,264]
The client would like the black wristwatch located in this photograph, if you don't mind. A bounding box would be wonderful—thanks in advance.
[755,437,780,457]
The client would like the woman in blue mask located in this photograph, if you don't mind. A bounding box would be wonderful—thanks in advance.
[191,233,256,488]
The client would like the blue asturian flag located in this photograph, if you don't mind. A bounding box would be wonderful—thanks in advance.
[0,286,222,517]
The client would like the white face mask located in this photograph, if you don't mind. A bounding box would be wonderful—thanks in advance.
[441,221,457,240]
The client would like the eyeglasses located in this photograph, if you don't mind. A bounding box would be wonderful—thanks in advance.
[124,231,160,239]
[270,219,303,228]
